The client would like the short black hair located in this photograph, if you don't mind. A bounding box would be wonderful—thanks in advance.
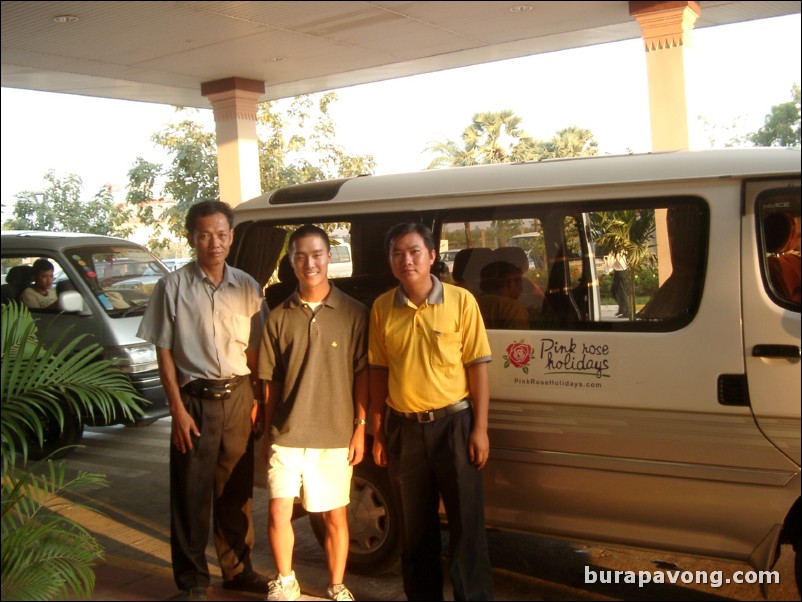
[288,224,330,252]
[384,222,435,256]
[32,258,55,275]
[185,201,234,236]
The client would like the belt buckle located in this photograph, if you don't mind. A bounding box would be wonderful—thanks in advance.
[416,410,435,423]
[203,383,232,400]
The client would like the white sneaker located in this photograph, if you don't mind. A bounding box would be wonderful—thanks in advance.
[266,573,301,601]
[327,583,355,601]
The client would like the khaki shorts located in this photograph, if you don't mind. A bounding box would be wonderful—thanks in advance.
[267,444,352,512]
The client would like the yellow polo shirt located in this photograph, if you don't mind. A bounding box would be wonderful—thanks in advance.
[369,276,491,413]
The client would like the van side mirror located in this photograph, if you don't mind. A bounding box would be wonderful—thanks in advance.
[59,290,91,315]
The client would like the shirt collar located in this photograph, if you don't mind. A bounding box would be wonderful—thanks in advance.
[393,275,444,307]
[189,261,235,288]
[287,280,341,309]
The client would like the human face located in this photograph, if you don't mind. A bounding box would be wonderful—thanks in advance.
[289,234,330,293]
[187,212,233,271]
[34,269,54,292]
[389,232,435,290]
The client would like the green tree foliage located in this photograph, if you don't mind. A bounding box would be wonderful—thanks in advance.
[748,83,801,147]
[258,93,376,191]
[533,126,599,159]
[427,111,598,249]
[1,302,144,600]
[592,210,657,319]
[426,111,597,169]
[3,170,132,237]
[427,110,535,168]
[126,110,219,252]
[126,95,375,251]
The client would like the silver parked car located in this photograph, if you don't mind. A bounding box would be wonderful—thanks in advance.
[1,231,171,458]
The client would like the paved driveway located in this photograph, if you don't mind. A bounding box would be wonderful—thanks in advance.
[51,419,799,601]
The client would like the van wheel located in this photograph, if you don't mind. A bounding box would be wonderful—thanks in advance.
[26,410,83,460]
[309,460,400,575]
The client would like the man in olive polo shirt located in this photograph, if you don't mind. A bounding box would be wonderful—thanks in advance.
[259,225,368,602]
[369,222,493,601]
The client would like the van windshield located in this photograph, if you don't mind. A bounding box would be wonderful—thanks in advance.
[64,244,169,316]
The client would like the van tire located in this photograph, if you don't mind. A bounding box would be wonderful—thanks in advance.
[308,459,400,575]
[26,410,83,460]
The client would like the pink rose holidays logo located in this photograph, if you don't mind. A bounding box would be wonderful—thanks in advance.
[504,340,535,374]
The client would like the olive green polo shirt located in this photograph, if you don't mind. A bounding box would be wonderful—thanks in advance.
[259,283,368,448]
[369,276,491,413]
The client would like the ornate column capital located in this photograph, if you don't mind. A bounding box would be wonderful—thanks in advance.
[629,1,700,50]
[201,77,265,121]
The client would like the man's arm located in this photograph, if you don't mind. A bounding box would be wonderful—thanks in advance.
[369,367,390,468]
[157,346,198,454]
[246,348,264,438]
[261,380,282,461]
[466,361,490,470]
[349,368,369,466]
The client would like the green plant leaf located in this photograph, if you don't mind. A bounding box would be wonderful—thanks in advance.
[2,301,137,600]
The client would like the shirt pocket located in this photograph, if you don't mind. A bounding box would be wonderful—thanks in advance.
[229,313,252,348]
[431,330,462,369]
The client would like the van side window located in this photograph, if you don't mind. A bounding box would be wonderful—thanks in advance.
[0,255,67,312]
[439,198,707,331]
[251,213,426,309]
[237,202,707,331]
[758,189,801,308]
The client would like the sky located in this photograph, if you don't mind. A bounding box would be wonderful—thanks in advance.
[1,13,800,224]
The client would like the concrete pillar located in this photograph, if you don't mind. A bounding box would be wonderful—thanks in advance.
[629,1,700,152]
[200,77,265,207]
[630,2,700,284]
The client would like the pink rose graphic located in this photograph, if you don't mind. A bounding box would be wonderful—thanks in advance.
[504,340,534,373]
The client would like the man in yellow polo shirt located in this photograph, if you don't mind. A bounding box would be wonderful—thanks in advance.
[368,222,493,601]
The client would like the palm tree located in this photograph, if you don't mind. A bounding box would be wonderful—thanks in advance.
[1,301,144,601]
[593,210,657,319]
[536,126,599,159]
[426,113,598,253]
[427,110,537,169]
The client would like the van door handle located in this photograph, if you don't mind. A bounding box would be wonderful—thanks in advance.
[752,344,801,359]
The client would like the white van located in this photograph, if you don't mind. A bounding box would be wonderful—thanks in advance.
[328,239,353,278]
[1,231,171,457]
[232,149,801,590]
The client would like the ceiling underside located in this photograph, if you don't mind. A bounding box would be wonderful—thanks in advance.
[1,1,799,109]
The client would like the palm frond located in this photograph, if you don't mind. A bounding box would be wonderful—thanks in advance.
[1,459,108,601]
[2,302,144,468]
[2,302,136,601]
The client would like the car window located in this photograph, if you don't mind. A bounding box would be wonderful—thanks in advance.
[238,199,707,332]
[0,255,67,312]
[64,245,169,315]
[757,188,801,310]
[440,198,706,331]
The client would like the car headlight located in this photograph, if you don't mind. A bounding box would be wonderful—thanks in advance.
[105,343,159,373]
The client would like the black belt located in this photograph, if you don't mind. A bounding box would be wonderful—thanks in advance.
[389,399,471,423]
[182,375,246,400]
